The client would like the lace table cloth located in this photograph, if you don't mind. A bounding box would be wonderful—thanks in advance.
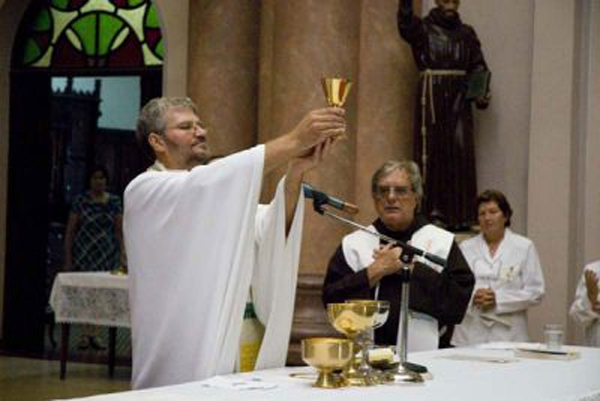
[49,272,130,328]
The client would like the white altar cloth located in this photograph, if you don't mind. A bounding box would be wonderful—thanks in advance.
[56,342,600,401]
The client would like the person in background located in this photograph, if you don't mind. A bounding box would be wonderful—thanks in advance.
[569,260,600,347]
[322,160,474,351]
[453,189,545,345]
[63,165,126,350]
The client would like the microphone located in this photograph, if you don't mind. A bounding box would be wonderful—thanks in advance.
[302,183,359,214]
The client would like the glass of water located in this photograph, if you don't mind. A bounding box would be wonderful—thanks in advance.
[543,323,564,351]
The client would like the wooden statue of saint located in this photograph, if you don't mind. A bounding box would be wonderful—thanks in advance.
[397,0,491,231]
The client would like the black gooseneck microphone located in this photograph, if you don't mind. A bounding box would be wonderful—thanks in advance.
[302,183,359,215]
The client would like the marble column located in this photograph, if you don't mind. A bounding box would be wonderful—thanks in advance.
[187,0,260,156]
[154,0,189,97]
[527,0,577,341]
[353,1,419,227]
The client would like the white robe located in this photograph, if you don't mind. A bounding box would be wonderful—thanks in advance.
[569,261,600,347]
[123,145,304,389]
[453,229,545,345]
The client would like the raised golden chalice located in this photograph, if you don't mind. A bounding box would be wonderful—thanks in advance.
[327,302,378,386]
[322,77,352,140]
[301,337,354,389]
[322,77,352,108]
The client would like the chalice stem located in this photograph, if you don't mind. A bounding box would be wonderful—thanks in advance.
[398,268,410,364]
[359,335,370,373]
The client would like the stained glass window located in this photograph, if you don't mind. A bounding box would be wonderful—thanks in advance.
[14,0,163,69]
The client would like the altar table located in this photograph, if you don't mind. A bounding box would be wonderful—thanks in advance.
[57,342,600,401]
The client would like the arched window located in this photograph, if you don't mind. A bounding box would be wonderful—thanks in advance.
[13,0,163,70]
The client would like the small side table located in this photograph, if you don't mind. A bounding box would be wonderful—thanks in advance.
[49,272,130,379]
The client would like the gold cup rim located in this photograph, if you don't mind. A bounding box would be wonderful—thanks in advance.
[301,337,353,344]
[326,302,380,313]
[345,299,390,307]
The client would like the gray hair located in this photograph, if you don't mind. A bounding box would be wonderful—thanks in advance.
[371,160,424,207]
[136,97,198,156]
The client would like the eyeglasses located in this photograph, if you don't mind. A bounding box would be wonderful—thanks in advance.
[167,121,206,133]
[374,185,413,199]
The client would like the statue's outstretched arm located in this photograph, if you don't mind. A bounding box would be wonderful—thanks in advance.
[397,0,423,44]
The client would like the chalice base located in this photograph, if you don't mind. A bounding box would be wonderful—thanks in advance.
[346,371,379,387]
[385,366,424,384]
[345,362,378,387]
[314,370,347,389]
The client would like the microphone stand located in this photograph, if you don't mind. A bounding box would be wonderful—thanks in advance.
[311,195,441,378]
[395,250,428,381]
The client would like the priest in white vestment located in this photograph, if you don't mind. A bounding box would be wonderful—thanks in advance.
[124,97,345,389]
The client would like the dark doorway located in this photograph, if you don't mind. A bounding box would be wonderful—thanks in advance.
[3,70,161,354]
[3,0,164,355]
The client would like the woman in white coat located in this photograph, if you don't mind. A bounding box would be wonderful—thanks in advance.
[453,189,545,345]
[569,261,600,346]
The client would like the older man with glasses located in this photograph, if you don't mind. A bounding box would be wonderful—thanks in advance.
[322,160,474,350]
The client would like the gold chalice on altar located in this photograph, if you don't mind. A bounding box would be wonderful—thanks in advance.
[327,302,378,386]
[301,337,354,389]
[345,300,390,385]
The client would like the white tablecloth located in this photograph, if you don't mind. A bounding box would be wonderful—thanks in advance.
[49,272,130,328]
[57,342,600,401]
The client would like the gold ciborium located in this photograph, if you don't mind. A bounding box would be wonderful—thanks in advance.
[327,302,378,386]
[301,337,354,389]
[346,300,390,384]
[322,77,352,108]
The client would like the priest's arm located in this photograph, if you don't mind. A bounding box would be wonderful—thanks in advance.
[250,139,335,370]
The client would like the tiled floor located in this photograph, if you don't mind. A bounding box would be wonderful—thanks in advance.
[0,324,132,401]
[0,355,131,401]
